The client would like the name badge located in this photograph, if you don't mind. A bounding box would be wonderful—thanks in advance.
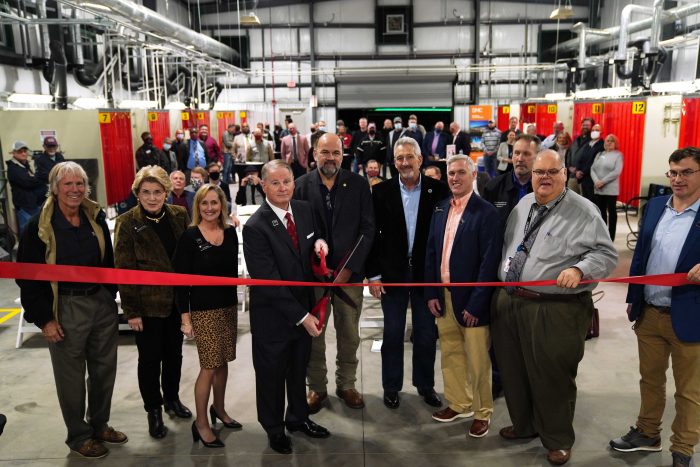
[503,256,512,272]
[306,232,314,239]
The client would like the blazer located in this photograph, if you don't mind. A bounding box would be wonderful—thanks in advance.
[367,175,450,283]
[423,131,449,158]
[280,134,310,168]
[385,129,406,164]
[452,131,472,155]
[35,151,65,184]
[424,194,504,326]
[243,200,318,341]
[626,196,700,342]
[293,169,374,279]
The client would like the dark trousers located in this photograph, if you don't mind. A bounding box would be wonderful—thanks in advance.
[50,288,118,450]
[580,177,594,201]
[252,333,311,435]
[381,282,437,392]
[491,287,593,450]
[134,309,184,412]
[593,194,618,240]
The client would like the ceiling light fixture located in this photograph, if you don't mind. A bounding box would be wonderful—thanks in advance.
[550,1,574,20]
[118,99,157,109]
[240,12,261,26]
[8,93,54,104]
[72,97,108,109]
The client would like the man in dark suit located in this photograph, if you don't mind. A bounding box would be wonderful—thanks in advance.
[243,160,331,454]
[385,117,406,178]
[367,136,449,409]
[449,122,472,156]
[610,147,700,467]
[424,154,503,437]
[423,121,449,161]
[294,133,375,413]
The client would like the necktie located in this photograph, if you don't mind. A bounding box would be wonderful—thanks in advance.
[285,212,299,250]
[431,132,439,155]
[505,204,549,294]
[291,136,297,162]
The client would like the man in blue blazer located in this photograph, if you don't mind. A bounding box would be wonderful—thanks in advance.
[424,154,503,438]
[610,147,700,467]
[423,121,449,161]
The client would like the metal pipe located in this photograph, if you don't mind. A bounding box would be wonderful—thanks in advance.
[615,4,653,61]
[649,0,664,52]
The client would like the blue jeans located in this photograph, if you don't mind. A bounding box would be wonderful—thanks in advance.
[381,281,437,392]
[483,153,497,177]
[223,153,233,183]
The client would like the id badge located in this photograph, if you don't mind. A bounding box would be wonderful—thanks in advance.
[503,256,512,272]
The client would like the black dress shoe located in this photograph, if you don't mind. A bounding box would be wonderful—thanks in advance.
[285,420,330,438]
[210,405,242,429]
[164,398,192,418]
[383,391,400,409]
[0,414,6,436]
[147,408,168,439]
[418,388,442,408]
[268,433,292,454]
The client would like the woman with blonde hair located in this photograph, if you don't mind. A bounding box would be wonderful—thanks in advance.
[174,184,240,448]
[114,165,192,440]
[591,133,624,240]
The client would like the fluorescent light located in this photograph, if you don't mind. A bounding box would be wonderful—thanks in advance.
[165,101,186,110]
[650,81,698,94]
[8,93,54,104]
[544,93,570,100]
[240,12,261,25]
[374,107,452,112]
[575,86,632,99]
[73,97,107,109]
[550,6,574,20]
[118,99,157,109]
[213,101,237,110]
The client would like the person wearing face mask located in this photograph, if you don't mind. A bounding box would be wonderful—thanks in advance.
[173,130,189,176]
[247,128,274,163]
[386,117,407,178]
[206,163,232,213]
[423,121,449,161]
[316,120,327,133]
[356,123,386,174]
[136,132,171,172]
[198,125,222,166]
[35,136,66,185]
[409,114,427,137]
[404,117,425,151]
[365,159,384,189]
[575,123,605,201]
[162,137,178,173]
[186,167,209,194]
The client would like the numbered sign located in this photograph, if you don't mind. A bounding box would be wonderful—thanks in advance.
[632,102,646,114]
[547,104,557,114]
[98,112,111,124]
[527,105,536,113]
[502,105,510,114]
[226,112,233,119]
[240,111,247,118]
[197,112,205,120]
[592,103,603,114]
[181,112,190,121]
[216,112,224,119]
[148,112,158,121]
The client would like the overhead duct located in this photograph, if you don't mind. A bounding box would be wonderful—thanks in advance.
[47,40,68,110]
[615,0,664,61]
[66,0,239,63]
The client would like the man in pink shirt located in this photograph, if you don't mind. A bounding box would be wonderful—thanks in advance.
[424,154,504,438]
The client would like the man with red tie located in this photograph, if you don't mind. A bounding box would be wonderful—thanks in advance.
[280,123,310,179]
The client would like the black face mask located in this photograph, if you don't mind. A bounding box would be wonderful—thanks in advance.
[144,138,153,145]
[209,172,221,181]
[369,129,376,136]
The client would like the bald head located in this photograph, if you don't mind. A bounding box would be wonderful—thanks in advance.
[316,132,343,179]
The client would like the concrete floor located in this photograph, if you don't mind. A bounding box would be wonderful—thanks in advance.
[0,214,684,466]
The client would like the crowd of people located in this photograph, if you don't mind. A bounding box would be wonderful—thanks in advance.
[6,115,700,467]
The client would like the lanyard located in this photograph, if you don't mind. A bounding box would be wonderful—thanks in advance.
[519,188,568,252]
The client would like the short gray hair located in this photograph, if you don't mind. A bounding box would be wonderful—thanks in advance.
[394,137,422,157]
[48,161,91,197]
[447,153,476,172]
[261,159,293,180]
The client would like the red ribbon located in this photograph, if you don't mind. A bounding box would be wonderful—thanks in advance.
[1,262,692,288]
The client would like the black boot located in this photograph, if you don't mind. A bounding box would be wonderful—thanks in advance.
[147,408,168,439]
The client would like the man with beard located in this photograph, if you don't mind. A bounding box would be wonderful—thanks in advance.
[367,137,449,410]
[567,118,594,194]
[293,133,375,414]
[198,125,222,165]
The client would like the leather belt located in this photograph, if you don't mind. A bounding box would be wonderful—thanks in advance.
[645,302,671,314]
[59,285,102,296]
[510,287,588,301]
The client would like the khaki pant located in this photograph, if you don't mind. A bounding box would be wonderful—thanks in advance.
[635,305,700,457]
[307,286,363,392]
[567,178,581,194]
[437,290,492,420]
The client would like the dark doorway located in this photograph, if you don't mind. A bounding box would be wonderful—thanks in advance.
[338,108,453,134]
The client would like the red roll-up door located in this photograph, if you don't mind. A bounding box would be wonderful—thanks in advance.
[193,111,210,130]
[679,96,700,148]
[147,111,170,148]
[179,110,210,131]
[497,105,511,132]
[600,100,647,206]
[216,111,236,147]
[572,101,604,139]
[535,103,558,137]
[520,103,536,124]
[98,111,135,205]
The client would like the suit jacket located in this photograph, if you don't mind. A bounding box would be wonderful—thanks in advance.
[235,182,265,206]
[452,131,472,155]
[367,175,450,283]
[280,134,310,168]
[232,133,253,160]
[423,131,449,158]
[626,196,700,342]
[385,129,406,165]
[293,169,374,279]
[243,200,318,341]
[424,194,503,326]
[35,152,65,184]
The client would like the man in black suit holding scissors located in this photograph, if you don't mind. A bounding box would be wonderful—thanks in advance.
[243,160,331,454]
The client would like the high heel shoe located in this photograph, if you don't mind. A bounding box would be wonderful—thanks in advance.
[191,421,224,448]
[209,405,243,429]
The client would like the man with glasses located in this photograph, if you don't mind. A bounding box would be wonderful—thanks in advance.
[492,149,617,466]
[293,133,375,414]
[610,147,700,467]
[367,137,449,410]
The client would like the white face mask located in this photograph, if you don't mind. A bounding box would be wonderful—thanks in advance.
[590,131,601,140]
[409,122,417,130]
[394,123,402,130]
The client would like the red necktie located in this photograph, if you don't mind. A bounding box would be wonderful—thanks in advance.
[285,212,299,250]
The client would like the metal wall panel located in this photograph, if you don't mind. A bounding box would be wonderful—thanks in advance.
[316,29,375,54]
[315,0,374,22]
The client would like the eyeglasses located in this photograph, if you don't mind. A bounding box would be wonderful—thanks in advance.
[665,169,700,179]
[532,168,565,178]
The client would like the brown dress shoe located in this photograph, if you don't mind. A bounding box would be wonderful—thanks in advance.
[95,426,128,445]
[307,391,328,414]
[71,439,108,458]
[547,449,571,465]
[468,419,490,438]
[336,388,365,409]
[499,425,539,440]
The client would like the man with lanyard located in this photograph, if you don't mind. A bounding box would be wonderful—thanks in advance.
[492,149,617,466]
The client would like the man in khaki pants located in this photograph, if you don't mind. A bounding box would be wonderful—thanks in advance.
[610,147,700,467]
[424,155,504,438]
